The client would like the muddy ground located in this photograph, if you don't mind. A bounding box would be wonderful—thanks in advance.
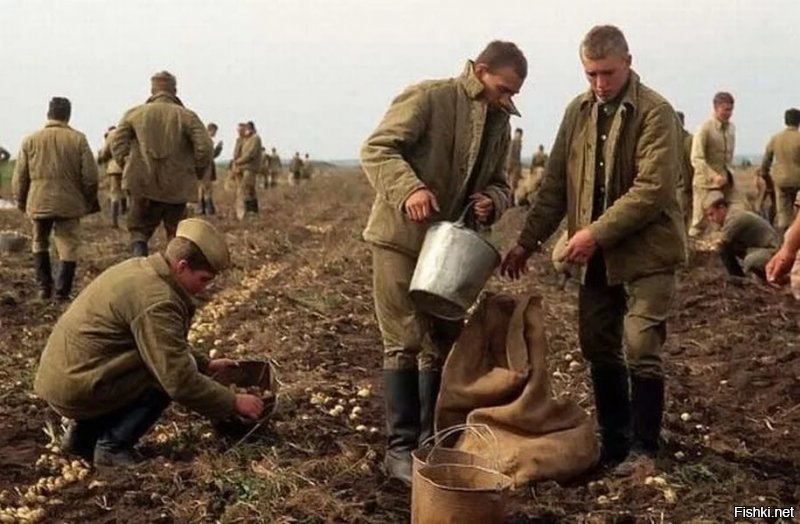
[0,168,798,523]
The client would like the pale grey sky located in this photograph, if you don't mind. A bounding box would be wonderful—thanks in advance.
[1,0,798,160]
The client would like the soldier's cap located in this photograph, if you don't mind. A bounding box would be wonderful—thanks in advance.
[151,71,177,94]
[702,190,727,211]
[175,218,230,272]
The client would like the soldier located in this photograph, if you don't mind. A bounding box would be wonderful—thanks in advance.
[289,152,303,185]
[302,153,314,179]
[230,121,263,217]
[33,219,264,467]
[689,91,738,237]
[703,190,780,280]
[761,108,800,232]
[676,111,694,231]
[97,126,124,228]
[530,144,548,169]
[111,71,212,257]
[361,40,524,484]
[266,147,283,186]
[198,122,223,215]
[507,128,524,195]
[501,25,685,472]
[12,97,99,300]
[259,147,270,189]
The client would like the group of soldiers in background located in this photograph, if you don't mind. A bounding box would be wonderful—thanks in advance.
[7,70,317,300]
[507,94,800,284]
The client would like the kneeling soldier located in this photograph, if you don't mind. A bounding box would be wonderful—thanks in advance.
[34,218,264,467]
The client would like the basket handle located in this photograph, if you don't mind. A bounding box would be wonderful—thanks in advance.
[420,423,501,473]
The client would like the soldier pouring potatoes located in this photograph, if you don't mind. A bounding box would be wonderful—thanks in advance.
[33,218,265,467]
[360,41,526,484]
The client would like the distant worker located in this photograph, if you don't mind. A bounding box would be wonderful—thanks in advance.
[12,97,99,300]
[761,108,800,232]
[230,121,263,217]
[111,71,212,257]
[530,144,548,169]
[97,126,124,228]
[689,91,738,237]
[266,147,283,186]
[289,152,303,185]
[198,122,222,215]
[507,128,523,194]
[703,190,780,281]
[259,147,270,189]
[302,153,314,179]
[676,112,694,230]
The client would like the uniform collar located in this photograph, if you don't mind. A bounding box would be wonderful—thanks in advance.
[459,60,486,100]
[147,253,196,309]
[580,70,640,112]
[712,117,732,131]
[146,92,184,106]
[44,119,70,129]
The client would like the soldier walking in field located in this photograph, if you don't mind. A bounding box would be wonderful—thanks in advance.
[13,97,99,300]
[111,71,212,257]
[761,108,800,233]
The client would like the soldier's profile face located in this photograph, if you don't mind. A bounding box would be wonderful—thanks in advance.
[475,64,523,115]
[714,102,734,123]
[581,53,631,102]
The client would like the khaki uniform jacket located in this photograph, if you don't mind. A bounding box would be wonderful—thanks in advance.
[97,132,123,176]
[530,151,548,169]
[680,128,693,195]
[234,134,263,173]
[517,71,686,285]
[111,93,212,204]
[34,254,236,421]
[761,127,800,188]
[721,208,781,255]
[268,153,283,171]
[691,116,735,189]
[361,61,512,256]
[13,120,99,219]
[289,155,303,174]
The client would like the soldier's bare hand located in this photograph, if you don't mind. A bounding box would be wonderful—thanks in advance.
[765,246,795,285]
[469,193,494,224]
[711,173,728,188]
[234,394,264,420]
[500,244,532,280]
[564,228,598,264]
[404,188,440,222]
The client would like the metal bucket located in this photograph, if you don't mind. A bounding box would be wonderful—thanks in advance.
[409,206,500,320]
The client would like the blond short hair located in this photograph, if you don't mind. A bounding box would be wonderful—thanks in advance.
[580,25,629,60]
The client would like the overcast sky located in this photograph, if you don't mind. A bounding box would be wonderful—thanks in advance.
[2,0,798,160]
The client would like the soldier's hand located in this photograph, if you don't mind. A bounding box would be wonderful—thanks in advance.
[234,394,264,420]
[765,246,795,285]
[564,228,598,264]
[207,358,239,373]
[469,193,494,224]
[711,173,728,188]
[404,188,440,222]
[500,244,533,280]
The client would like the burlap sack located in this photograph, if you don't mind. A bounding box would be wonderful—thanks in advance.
[435,293,599,486]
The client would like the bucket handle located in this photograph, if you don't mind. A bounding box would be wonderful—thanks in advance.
[420,423,501,473]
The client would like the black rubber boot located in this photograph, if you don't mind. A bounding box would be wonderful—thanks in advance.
[197,199,207,216]
[120,197,128,215]
[62,420,102,462]
[131,241,148,257]
[252,199,260,215]
[111,201,120,228]
[418,370,441,445]
[33,252,53,299]
[54,261,76,301]
[631,374,665,454]
[590,364,632,466]
[384,369,420,485]
[94,390,170,468]
[206,198,216,215]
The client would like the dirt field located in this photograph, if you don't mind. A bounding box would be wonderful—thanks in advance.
[0,168,798,523]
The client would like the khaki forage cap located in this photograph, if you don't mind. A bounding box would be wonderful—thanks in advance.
[175,218,230,271]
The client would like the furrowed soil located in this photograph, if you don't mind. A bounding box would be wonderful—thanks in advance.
[0,168,797,523]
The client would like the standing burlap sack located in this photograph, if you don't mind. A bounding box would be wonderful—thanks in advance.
[435,293,599,486]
